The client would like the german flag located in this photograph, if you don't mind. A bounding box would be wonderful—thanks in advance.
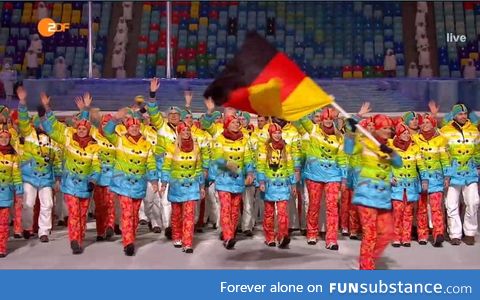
[204,32,333,121]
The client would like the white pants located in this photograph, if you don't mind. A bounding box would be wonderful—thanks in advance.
[139,200,147,221]
[22,183,53,236]
[205,183,220,228]
[253,188,264,225]
[143,181,162,228]
[445,183,480,239]
[54,190,68,220]
[242,186,256,231]
[289,182,309,230]
[160,183,171,228]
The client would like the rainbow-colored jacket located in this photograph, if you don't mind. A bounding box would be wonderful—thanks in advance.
[388,140,424,202]
[440,120,480,186]
[91,126,116,187]
[413,133,450,193]
[18,104,62,188]
[344,136,402,209]
[256,141,296,201]
[0,151,22,207]
[103,119,158,199]
[161,142,204,202]
[295,117,347,182]
[41,111,100,198]
[211,133,254,193]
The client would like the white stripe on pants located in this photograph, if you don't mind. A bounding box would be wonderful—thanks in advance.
[143,181,162,227]
[22,182,53,236]
[445,183,480,239]
[242,185,256,231]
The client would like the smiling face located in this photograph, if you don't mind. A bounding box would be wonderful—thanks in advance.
[422,119,433,132]
[313,112,322,124]
[227,118,240,133]
[0,132,10,146]
[271,131,282,142]
[376,126,392,140]
[127,124,140,137]
[454,112,468,125]
[322,118,334,128]
[399,129,411,142]
[168,111,180,125]
[179,126,191,140]
[257,116,266,129]
[76,125,89,138]
[408,116,419,130]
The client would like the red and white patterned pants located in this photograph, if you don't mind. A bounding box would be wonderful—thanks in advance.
[417,192,444,240]
[392,192,414,243]
[305,180,340,244]
[93,186,115,236]
[119,195,142,247]
[171,201,196,248]
[65,194,90,246]
[357,205,393,270]
[263,200,289,243]
[218,191,242,241]
[0,207,9,254]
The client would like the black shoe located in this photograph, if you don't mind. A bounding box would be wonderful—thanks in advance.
[411,226,418,241]
[433,235,444,247]
[88,212,94,219]
[402,242,411,248]
[39,235,49,243]
[219,231,224,241]
[114,224,122,235]
[71,241,83,255]
[152,226,162,234]
[14,233,22,239]
[450,238,462,246]
[349,234,359,240]
[23,230,31,240]
[265,241,276,247]
[341,230,349,237]
[243,230,253,237]
[105,227,114,240]
[57,220,65,227]
[236,227,242,233]
[278,237,291,249]
[392,242,401,248]
[224,239,236,250]
[139,219,148,226]
[96,236,105,241]
[183,247,194,254]
[212,223,217,230]
[165,227,172,240]
[300,229,307,236]
[124,243,135,256]
[0,253,6,258]
[418,240,428,245]
[307,239,317,245]
[326,243,339,251]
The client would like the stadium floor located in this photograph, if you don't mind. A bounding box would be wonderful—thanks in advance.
[1,222,479,269]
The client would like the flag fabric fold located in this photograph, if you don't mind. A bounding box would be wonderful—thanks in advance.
[204,31,333,121]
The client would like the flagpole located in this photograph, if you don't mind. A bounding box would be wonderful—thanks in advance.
[330,101,381,147]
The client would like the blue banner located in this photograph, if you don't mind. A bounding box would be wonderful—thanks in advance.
[1,270,477,300]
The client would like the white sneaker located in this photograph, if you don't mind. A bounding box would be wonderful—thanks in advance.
[173,240,182,248]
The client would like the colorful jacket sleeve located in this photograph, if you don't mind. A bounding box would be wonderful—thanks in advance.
[88,147,101,184]
[290,131,302,170]
[201,113,220,137]
[195,152,204,185]
[297,116,314,134]
[161,147,173,184]
[146,147,158,182]
[13,154,23,194]
[336,138,348,179]
[18,103,33,137]
[52,141,63,179]
[103,119,119,146]
[256,144,267,183]
[41,110,67,145]
[212,139,227,169]
[146,101,165,130]
[415,145,427,179]
[243,140,254,174]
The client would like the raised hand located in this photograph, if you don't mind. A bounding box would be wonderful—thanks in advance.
[428,100,440,117]
[74,96,85,111]
[83,92,93,108]
[204,97,215,114]
[40,92,50,108]
[113,107,128,120]
[16,86,27,105]
[150,77,160,93]
[184,90,193,107]
[358,102,371,117]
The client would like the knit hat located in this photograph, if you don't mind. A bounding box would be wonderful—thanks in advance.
[180,108,192,120]
[167,106,181,115]
[124,117,141,129]
[402,111,417,126]
[75,119,91,131]
[176,121,191,135]
[373,114,393,131]
[359,116,373,128]
[268,123,282,136]
[320,107,335,121]
[451,104,468,118]
[395,122,409,137]
[421,113,437,127]
[223,114,238,129]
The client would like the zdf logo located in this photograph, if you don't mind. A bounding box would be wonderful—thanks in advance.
[38,18,70,37]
